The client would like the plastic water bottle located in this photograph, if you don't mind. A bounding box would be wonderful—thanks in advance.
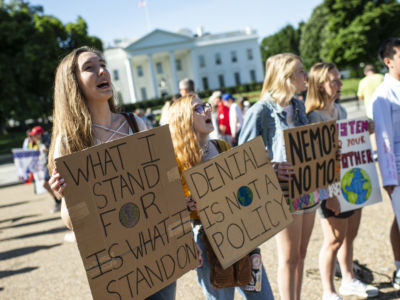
[244,248,262,292]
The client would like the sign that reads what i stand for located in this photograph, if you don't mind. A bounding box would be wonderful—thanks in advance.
[183,137,292,269]
[284,120,339,200]
[55,126,198,300]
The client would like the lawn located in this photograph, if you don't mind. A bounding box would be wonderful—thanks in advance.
[0,131,26,156]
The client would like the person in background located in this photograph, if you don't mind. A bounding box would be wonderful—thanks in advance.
[47,46,178,299]
[22,128,32,149]
[239,53,320,300]
[357,64,384,120]
[217,93,232,145]
[159,93,181,126]
[179,78,195,96]
[208,91,223,140]
[28,125,61,213]
[145,107,156,128]
[372,37,400,290]
[134,108,149,129]
[228,94,244,146]
[238,96,250,116]
[306,62,378,300]
[168,94,274,300]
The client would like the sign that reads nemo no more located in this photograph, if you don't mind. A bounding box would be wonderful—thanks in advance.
[55,126,198,300]
[183,137,292,269]
[284,120,339,200]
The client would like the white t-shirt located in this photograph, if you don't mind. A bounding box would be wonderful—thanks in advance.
[229,103,244,135]
[282,104,295,128]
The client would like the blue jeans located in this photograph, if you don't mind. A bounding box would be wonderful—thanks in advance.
[194,226,274,300]
[146,281,176,300]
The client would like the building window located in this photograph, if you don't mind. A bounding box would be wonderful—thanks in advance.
[247,48,253,60]
[215,53,222,65]
[234,72,241,86]
[199,55,206,68]
[113,70,119,81]
[250,70,257,82]
[176,59,182,71]
[140,87,147,100]
[218,74,225,88]
[231,51,237,63]
[202,77,209,90]
[156,62,163,74]
[137,66,143,77]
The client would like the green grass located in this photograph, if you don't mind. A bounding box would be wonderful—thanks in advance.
[341,78,360,97]
[0,131,26,155]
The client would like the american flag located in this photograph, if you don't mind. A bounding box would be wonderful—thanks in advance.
[138,0,147,8]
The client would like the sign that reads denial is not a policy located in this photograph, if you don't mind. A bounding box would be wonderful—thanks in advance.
[284,120,339,200]
[183,137,292,269]
[55,126,198,300]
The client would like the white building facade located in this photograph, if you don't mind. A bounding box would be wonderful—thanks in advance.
[104,28,264,104]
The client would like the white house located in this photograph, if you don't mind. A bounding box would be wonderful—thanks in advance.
[104,27,264,104]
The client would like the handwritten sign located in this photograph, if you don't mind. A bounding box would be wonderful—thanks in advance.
[335,118,382,212]
[183,137,292,269]
[55,126,197,300]
[284,120,339,200]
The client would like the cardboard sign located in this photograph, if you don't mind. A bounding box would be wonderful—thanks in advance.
[335,118,382,212]
[284,120,339,200]
[55,126,198,300]
[183,137,292,269]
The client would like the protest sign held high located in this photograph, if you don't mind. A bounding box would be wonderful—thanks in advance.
[55,126,198,300]
[183,137,292,269]
[336,118,382,212]
[284,120,339,200]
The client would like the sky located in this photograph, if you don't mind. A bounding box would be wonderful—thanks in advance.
[27,0,322,47]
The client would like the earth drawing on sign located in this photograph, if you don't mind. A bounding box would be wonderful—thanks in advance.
[341,168,372,205]
[237,186,253,207]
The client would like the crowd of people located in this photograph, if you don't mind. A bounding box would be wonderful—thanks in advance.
[39,37,400,300]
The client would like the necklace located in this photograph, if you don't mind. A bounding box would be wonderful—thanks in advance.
[201,140,210,154]
[93,120,128,144]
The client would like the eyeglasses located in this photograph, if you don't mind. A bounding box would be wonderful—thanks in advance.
[193,102,212,114]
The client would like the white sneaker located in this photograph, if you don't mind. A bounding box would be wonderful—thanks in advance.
[322,292,343,300]
[339,278,379,298]
[64,232,76,242]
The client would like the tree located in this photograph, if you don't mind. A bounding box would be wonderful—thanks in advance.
[299,4,329,69]
[0,0,103,129]
[321,0,400,68]
[260,24,302,64]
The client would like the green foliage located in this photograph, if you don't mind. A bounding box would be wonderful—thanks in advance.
[260,24,302,64]
[299,4,329,69]
[321,0,400,68]
[0,0,102,129]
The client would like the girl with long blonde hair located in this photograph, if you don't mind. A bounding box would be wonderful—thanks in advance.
[169,94,274,300]
[47,46,177,300]
[239,53,327,300]
[307,62,378,300]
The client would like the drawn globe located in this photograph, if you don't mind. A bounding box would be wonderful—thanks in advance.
[341,168,372,205]
[237,186,253,207]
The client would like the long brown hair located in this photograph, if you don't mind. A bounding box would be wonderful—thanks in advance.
[305,62,337,113]
[261,53,301,106]
[48,46,117,172]
[168,95,203,170]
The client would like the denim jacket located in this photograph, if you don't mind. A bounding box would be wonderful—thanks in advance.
[238,93,309,162]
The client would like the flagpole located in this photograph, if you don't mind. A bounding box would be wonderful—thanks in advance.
[145,4,152,32]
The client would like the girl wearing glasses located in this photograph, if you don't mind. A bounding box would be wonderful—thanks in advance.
[168,94,274,300]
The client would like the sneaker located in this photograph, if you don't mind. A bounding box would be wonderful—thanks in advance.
[64,232,76,242]
[393,271,400,290]
[322,292,343,300]
[339,278,379,298]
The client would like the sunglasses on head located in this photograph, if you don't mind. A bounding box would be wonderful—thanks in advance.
[193,102,211,114]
